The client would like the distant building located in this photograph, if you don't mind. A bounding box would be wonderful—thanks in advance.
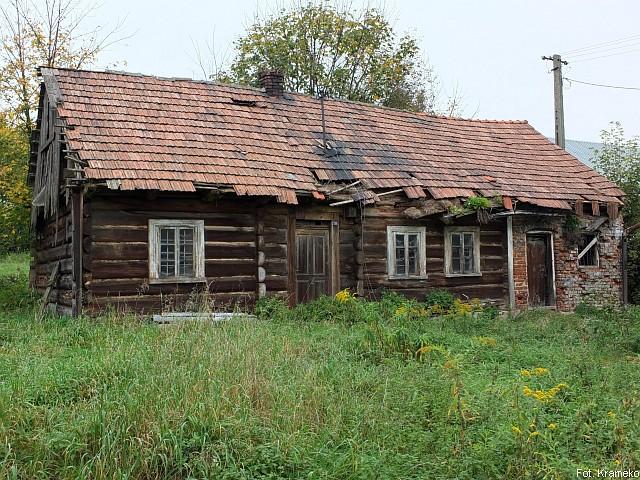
[548,138,602,169]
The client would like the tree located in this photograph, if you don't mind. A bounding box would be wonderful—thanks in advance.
[0,0,126,253]
[594,121,640,304]
[0,115,30,252]
[0,0,126,133]
[222,3,455,114]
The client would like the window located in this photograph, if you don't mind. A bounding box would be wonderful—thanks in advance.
[149,219,205,282]
[386,226,426,278]
[578,235,599,267]
[444,227,481,276]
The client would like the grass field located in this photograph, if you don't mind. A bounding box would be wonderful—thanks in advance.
[0,254,639,479]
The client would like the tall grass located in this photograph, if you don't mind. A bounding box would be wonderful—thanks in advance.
[0,255,639,478]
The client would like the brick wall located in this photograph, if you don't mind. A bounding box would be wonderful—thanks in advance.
[512,214,623,312]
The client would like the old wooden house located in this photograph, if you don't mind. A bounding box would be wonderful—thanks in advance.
[29,68,625,316]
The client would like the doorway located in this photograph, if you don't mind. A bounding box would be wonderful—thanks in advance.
[295,225,330,302]
[526,233,555,307]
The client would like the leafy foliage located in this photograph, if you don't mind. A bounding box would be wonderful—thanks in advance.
[594,122,640,303]
[463,195,492,211]
[0,117,30,253]
[227,3,452,113]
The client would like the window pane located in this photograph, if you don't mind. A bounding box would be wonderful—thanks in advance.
[395,233,406,276]
[160,228,176,277]
[179,228,194,276]
[451,233,461,274]
[408,234,419,275]
[463,233,475,273]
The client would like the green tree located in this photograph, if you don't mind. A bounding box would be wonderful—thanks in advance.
[0,0,125,252]
[594,121,640,304]
[225,3,454,114]
[0,115,30,252]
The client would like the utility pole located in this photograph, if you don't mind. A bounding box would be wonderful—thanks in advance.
[542,54,568,149]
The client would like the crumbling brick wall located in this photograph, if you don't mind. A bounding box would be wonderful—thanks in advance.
[512,214,623,312]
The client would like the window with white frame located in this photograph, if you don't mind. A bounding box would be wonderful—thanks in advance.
[578,235,599,267]
[444,227,481,276]
[386,226,427,278]
[148,219,205,282]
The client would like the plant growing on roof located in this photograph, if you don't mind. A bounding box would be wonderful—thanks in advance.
[463,196,492,211]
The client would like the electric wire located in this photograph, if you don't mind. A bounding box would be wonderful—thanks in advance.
[561,33,640,56]
[564,77,640,91]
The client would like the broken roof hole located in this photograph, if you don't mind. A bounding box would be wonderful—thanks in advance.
[231,98,257,107]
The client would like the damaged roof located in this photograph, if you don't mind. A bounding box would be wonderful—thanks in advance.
[41,67,624,208]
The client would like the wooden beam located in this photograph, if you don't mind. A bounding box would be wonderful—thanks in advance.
[507,216,515,311]
[577,236,598,261]
[71,189,83,317]
[39,261,60,319]
[287,208,296,307]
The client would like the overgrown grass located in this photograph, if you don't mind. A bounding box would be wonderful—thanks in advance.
[0,256,639,478]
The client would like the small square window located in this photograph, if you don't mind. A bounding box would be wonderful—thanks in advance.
[149,219,205,283]
[578,235,599,267]
[387,226,426,278]
[445,227,481,276]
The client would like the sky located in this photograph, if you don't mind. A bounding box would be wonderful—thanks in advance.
[69,0,640,141]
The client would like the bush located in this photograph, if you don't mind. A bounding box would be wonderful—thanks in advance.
[425,289,455,311]
[0,271,36,311]
[254,296,290,321]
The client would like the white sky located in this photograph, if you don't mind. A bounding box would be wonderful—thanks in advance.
[71,0,640,141]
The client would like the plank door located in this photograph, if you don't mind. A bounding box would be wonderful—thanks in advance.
[296,228,329,303]
[526,234,553,307]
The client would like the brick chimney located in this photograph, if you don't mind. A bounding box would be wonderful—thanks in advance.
[259,70,284,97]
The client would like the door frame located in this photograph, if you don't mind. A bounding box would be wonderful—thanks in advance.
[525,230,556,307]
[288,208,340,305]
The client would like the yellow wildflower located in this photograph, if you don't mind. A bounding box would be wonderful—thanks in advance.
[607,411,616,419]
[520,369,532,377]
[533,367,549,376]
[522,383,568,402]
[511,426,522,436]
[547,423,558,430]
[335,288,353,302]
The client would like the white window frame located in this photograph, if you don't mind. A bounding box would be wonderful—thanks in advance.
[386,226,427,279]
[148,219,205,283]
[444,226,482,277]
[577,235,599,268]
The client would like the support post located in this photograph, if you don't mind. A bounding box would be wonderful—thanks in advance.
[507,215,515,311]
[71,188,83,317]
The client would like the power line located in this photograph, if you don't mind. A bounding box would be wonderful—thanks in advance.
[565,40,640,59]
[564,77,640,91]
[568,47,640,64]
[561,33,640,56]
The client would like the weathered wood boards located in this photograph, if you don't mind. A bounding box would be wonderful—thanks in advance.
[40,189,511,315]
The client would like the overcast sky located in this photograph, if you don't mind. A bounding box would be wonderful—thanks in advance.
[78,0,639,141]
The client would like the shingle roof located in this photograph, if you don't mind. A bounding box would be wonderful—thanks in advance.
[44,67,624,207]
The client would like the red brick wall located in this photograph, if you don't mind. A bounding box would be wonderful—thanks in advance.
[512,215,623,312]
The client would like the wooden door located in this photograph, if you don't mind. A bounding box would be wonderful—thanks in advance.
[527,234,553,307]
[296,229,329,302]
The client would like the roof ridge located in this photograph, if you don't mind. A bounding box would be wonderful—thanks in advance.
[48,66,530,125]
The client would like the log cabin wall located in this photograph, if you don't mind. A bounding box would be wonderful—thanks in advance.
[357,199,508,306]
[84,193,275,314]
[30,204,74,314]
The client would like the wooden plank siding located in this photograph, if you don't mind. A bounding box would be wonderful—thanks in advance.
[78,191,508,315]
[84,193,268,314]
[358,199,508,306]
[30,204,74,315]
